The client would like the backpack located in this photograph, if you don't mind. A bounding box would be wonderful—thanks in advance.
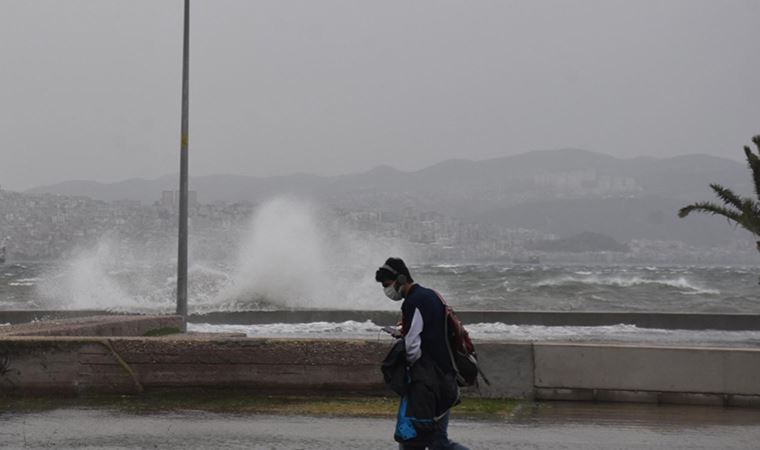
[435,292,490,387]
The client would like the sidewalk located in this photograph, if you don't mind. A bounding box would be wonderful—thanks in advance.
[2,401,759,449]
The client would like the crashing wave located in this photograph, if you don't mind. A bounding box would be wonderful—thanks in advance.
[533,275,719,295]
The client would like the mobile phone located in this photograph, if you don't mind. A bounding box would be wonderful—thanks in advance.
[381,325,402,338]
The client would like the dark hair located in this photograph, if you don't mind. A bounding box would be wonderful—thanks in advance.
[375,257,413,283]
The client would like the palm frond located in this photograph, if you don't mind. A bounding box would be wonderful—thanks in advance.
[744,142,760,202]
[740,199,760,235]
[678,135,760,244]
[678,202,742,221]
[710,184,744,210]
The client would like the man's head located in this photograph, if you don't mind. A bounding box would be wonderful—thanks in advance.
[375,257,414,301]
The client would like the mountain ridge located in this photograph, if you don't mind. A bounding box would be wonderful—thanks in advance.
[19,148,752,248]
[26,148,745,205]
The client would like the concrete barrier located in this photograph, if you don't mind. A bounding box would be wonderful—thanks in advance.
[0,336,389,395]
[464,342,535,399]
[0,310,116,325]
[2,333,759,407]
[0,315,183,338]
[533,343,760,406]
[2,314,760,406]
[534,343,760,394]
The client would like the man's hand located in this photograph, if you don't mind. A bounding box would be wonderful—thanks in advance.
[381,325,402,338]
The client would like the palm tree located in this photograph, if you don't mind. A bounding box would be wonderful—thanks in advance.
[678,135,760,253]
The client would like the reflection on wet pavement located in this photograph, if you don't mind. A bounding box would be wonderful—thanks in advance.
[1,402,760,449]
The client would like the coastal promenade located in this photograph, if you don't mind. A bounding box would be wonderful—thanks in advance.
[1,312,759,407]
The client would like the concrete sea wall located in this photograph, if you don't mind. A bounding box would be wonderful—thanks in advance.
[0,337,386,395]
[472,341,760,407]
[1,314,759,406]
[2,336,759,406]
[532,343,760,406]
[0,315,183,338]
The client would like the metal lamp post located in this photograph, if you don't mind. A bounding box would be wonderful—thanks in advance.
[176,0,190,329]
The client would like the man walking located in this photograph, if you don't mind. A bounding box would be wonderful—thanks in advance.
[376,257,468,450]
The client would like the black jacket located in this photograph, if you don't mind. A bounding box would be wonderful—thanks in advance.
[381,339,459,419]
[401,284,455,374]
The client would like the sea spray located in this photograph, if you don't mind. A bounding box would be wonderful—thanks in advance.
[222,197,329,308]
[37,238,139,310]
[36,232,172,311]
[221,196,411,310]
[31,197,413,312]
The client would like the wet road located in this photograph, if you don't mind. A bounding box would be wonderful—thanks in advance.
[2,402,760,449]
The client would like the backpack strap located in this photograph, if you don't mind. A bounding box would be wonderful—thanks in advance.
[433,291,468,386]
[433,290,491,387]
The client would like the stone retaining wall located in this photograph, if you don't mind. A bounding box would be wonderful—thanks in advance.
[2,335,759,407]
[2,314,759,406]
[0,337,388,395]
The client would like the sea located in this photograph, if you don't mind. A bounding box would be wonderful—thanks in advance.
[2,261,759,347]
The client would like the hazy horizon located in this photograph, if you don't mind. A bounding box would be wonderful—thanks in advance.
[15,146,746,190]
[2,0,758,190]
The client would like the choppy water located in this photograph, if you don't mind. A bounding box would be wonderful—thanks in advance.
[2,261,760,344]
[1,262,758,313]
[417,263,759,313]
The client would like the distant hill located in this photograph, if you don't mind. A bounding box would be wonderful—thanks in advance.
[476,196,753,247]
[26,148,751,247]
[27,148,746,205]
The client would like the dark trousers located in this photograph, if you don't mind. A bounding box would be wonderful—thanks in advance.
[398,411,469,450]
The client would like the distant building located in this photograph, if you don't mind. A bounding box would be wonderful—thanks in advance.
[113,199,141,208]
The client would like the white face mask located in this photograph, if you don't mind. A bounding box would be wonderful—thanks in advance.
[384,283,403,301]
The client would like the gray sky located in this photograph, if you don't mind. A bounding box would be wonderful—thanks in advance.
[1,0,758,190]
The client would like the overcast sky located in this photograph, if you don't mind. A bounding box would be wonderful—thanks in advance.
[1,0,758,190]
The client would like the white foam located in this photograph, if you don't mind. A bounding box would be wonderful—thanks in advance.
[465,322,760,347]
[533,275,720,295]
[8,277,39,286]
[189,320,385,339]
[187,321,760,347]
